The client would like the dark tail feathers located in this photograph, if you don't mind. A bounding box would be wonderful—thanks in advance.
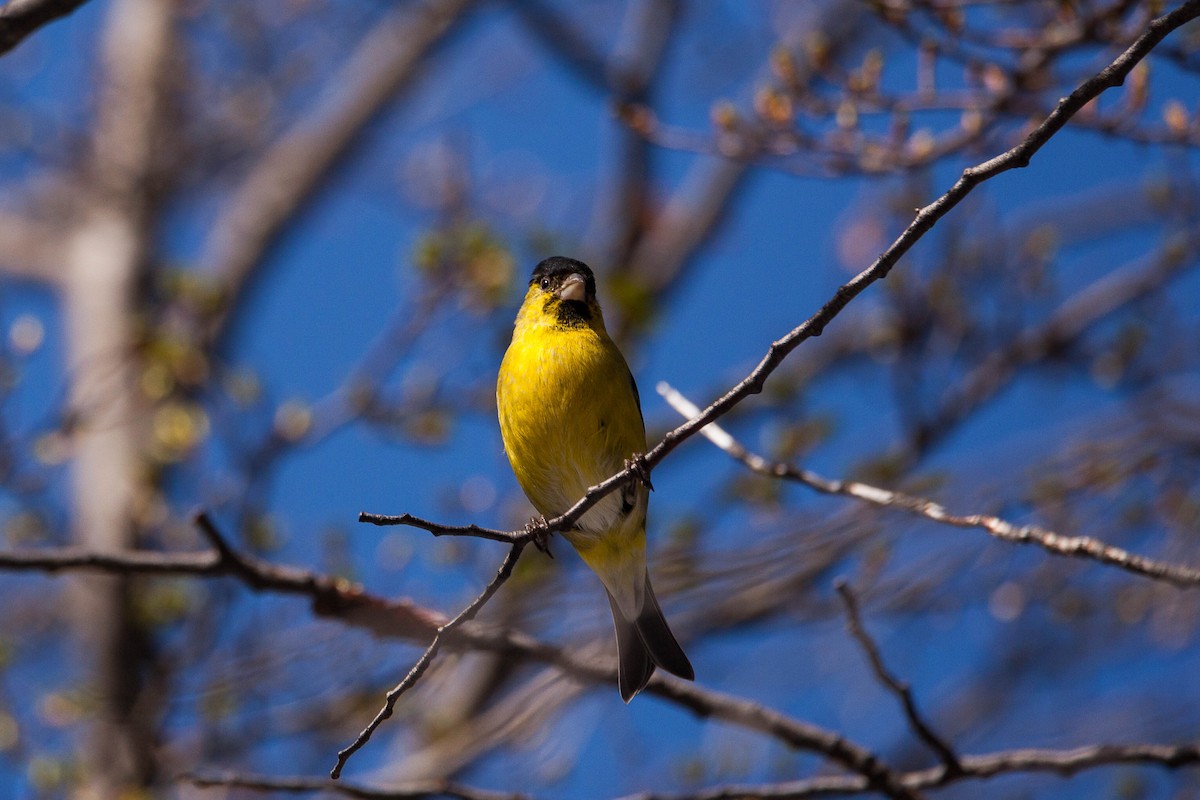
[606,570,694,702]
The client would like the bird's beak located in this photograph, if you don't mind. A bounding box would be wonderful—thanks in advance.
[557,273,587,302]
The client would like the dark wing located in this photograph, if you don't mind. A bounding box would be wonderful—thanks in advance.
[628,368,643,425]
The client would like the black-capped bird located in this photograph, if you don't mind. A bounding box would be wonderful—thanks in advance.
[496,256,694,701]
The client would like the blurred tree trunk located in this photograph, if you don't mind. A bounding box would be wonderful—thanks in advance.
[64,0,175,795]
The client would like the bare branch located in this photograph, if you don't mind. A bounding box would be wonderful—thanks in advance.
[911,742,1200,788]
[199,0,474,346]
[0,512,445,641]
[647,676,922,799]
[658,382,1200,589]
[185,771,528,800]
[625,741,1200,797]
[0,547,218,575]
[835,581,961,774]
[331,542,527,780]
[0,0,90,56]
[359,512,524,545]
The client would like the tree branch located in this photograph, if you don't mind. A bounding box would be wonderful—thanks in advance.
[185,771,528,800]
[658,382,1200,589]
[331,542,528,780]
[835,581,961,774]
[358,512,525,545]
[0,511,446,641]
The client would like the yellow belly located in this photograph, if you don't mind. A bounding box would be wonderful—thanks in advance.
[497,323,646,539]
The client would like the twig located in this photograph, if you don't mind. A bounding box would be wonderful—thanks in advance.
[359,512,524,545]
[0,0,90,55]
[0,547,219,574]
[330,541,527,779]
[658,382,1200,589]
[0,512,446,641]
[913,741,1200,788]
[834,581,961,774]
[185,771,528,800]
[644,675,922,799]
[623,739,1200,796]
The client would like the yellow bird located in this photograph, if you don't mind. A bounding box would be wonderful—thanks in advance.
[497,256,694,701]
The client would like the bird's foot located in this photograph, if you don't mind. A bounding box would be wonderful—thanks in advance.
[524,516,554,558]
[625,453,654,491]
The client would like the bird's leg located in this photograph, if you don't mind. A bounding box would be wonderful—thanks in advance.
[524,516,554,558]
[625,453,654,492]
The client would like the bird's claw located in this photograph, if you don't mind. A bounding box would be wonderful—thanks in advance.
[524,516,554,558]
[626,453,654,491]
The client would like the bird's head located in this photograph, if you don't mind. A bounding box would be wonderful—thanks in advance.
[521,256,603,330]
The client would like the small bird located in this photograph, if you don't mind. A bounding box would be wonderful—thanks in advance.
[497,256,694,701]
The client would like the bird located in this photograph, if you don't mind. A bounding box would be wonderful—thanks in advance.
[496,255,694,702]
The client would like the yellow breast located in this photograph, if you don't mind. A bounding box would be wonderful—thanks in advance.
[497,299,646,537]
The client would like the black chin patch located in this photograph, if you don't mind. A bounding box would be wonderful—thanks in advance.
[554,298,592,327]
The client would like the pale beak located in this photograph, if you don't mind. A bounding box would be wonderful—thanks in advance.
[557,273,587,302]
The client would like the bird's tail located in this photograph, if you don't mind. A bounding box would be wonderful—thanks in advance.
[605,569,694,703]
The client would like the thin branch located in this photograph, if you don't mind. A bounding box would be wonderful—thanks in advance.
[911,742,1200,788]
[185,771,528,800]
[626,740,1200,797]
[0,0,90,55]
[0,512,446,642]
[0,547,219,575]
[658,382,1200,589]
[834,581,961,774]
[359,512,524,545]
[331,541,527,780]
[643,675,922,799]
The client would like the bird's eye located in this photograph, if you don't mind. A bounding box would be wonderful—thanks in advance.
[539,277,551,290]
